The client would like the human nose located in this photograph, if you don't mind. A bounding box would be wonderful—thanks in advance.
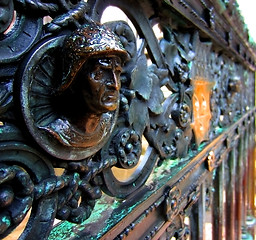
[106,70,120,91]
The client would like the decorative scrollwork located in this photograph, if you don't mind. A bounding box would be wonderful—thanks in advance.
[0,12,42,64]
[87,2,196,197]
[0,164,33,237]
[0,0,254,239]
[109,128,141,169]
[0,124,57,239]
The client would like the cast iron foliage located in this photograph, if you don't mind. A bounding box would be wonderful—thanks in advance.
[0,0,254,239]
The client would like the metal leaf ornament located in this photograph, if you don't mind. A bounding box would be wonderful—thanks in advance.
[147,65,167,115]
[128,54,152,134]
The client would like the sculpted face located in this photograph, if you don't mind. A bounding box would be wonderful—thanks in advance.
[22,23,128,160]
[82,56,122,113]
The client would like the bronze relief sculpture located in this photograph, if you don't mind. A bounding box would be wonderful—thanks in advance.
[0,1,197,236]
[1,0,254,239]
[20,22,128,160]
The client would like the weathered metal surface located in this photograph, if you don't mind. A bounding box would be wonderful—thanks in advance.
[0,0,255,239]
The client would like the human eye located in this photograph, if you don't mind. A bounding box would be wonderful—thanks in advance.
[92,70,103,80]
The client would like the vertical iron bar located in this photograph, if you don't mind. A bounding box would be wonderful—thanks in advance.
[245,127,249,216]
[247,119,255,214]
[212,161,225,240]
[226,149,237,240]
[236,135,244,239]
[190,182,206,240]
[245,118,256,236]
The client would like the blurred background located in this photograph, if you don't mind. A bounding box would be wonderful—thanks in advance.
[237,0,256,43]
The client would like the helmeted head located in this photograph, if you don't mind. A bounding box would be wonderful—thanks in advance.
[60,21,128,92]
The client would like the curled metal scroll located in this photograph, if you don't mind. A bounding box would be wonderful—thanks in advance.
[0,124,57,240]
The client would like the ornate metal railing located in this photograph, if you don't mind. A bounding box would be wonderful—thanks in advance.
[0,0,255,239]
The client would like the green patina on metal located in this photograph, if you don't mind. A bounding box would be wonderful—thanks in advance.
[215,127,224,135]
[48,115,253,239]
[48,194,134,239]
[96,209,129,238]
[147,157,191,191]
[49,221,78,239]
[50,158,194,240]
[84,198,117,224]
[1,216,11,226]
[93,196,148,238]
[49,199,112,239]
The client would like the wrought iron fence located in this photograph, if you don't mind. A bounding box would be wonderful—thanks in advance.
[0,0,255,239]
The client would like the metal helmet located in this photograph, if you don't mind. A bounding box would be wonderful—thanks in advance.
[59,22,128,92]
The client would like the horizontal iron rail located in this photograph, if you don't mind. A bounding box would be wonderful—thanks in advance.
[160,0,256,71]
[50,107,256,239]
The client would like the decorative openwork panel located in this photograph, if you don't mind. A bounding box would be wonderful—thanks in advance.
[0,0,255,239]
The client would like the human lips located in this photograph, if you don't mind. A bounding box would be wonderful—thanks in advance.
[102,91,119,103]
